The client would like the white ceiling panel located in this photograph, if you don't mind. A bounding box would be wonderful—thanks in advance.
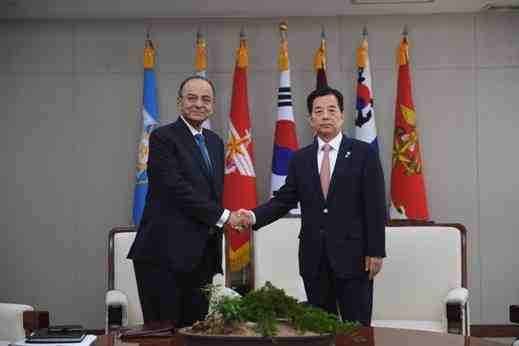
[2,0,518,19]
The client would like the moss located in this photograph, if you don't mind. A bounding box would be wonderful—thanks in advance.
[203,281,360,337]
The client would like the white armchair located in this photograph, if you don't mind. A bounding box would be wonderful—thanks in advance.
[106,226,228,330]
[0,303,49,346]
[369,222,470,335]
[254,218,470,335]
[0,303,34,343]
[106,226,143,330]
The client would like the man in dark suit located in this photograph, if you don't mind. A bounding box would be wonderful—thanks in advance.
[240,87,386,325]
[128,75,243,327]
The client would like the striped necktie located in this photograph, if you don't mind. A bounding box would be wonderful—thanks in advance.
[194,133,213,175]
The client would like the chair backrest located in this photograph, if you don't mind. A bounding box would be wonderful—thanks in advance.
[107,226,143,326]
[254,217,306,301]
[372,223,467,322]
[107,226,228,327]
[254,218,467,323]
[0,303,34,342]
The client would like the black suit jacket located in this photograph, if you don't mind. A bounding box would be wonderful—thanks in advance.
[128,118,225,274]
[253,135,386,278]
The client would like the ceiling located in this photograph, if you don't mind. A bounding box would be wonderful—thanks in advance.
[2,0,519,19]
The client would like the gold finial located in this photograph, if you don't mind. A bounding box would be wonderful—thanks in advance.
[279,21,289,71]
[237,27,248,68]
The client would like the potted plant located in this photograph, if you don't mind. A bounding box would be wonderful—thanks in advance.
[178,282,360,346]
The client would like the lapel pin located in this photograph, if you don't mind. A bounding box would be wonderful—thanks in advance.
[345,151,351,158]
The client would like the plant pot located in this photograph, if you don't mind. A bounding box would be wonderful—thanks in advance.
[178,329,334,346]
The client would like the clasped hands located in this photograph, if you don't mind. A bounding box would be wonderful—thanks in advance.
[226,209,254,231]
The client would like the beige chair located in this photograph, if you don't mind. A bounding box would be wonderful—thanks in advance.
[105,226,228,330]
[254,218,470,335]
[106,226,142,330]
[0,303,49,344]
[371,222,469,335]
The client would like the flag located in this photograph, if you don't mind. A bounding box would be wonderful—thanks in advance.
[389,36,429,220]
[195,29,211,130]
[355,34,379,152]
[271,22,299,214]
[132,38,159,226]
[314,27,328,89]
[223,30,257,273]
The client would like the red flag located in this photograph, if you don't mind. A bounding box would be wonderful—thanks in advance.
[223,31,257,272]
[390,37,429,220]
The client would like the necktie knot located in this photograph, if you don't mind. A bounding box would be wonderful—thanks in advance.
[322,143,331,153]
[194,133,204,144]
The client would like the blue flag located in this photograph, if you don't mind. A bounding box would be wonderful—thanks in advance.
[132,39,159,226]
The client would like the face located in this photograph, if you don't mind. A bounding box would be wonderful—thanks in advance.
[309,94,345,141]
[177,78,215,129]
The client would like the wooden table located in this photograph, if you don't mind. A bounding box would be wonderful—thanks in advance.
[95,326,504,346]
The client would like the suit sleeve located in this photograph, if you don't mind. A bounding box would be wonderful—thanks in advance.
[253,155,299,229]
[362,147,387,257]
[147,130,224,226]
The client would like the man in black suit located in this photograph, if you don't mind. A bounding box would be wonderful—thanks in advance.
[128,76,243,327]
[240,87,386,325]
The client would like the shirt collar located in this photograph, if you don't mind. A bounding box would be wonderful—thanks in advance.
[317,133,343,152]
[180,115,204,137]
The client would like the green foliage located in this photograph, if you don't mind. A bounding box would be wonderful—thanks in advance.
[215,296,243,323]
[207,281,360,337]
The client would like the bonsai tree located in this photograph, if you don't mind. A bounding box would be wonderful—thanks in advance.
[190,282,360,338]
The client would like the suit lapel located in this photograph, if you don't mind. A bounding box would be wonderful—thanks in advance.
[309,140,326,205]
[176,119,213,183]
[326,135,353,202]
[204,130,221,193]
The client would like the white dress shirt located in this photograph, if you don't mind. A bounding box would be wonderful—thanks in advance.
[316,133,343,176]
[248,133,344,225]
[180,116,230,228]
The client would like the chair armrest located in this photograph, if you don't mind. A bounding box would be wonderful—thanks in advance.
[106,290,128,328]
[446,288,469,305]
[445,288,470,335]
[23,311,49,335]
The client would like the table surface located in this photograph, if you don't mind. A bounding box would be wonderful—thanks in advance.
[94,326,504,346]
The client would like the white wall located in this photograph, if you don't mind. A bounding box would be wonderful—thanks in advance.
[1,13,518,328]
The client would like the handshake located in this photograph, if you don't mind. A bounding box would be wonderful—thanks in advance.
[226,209,254,232]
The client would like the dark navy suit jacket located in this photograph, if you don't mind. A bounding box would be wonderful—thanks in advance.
[253,135,386,278]
[128,118,225,274]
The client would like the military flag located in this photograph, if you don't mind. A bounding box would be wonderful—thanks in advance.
[132,37,159,226]
[314,27,328,89]
[223,29,257,273]
[390,33,429,220]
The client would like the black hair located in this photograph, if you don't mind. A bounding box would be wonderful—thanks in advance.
[177,75,216,98]
[306,87,344,114]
